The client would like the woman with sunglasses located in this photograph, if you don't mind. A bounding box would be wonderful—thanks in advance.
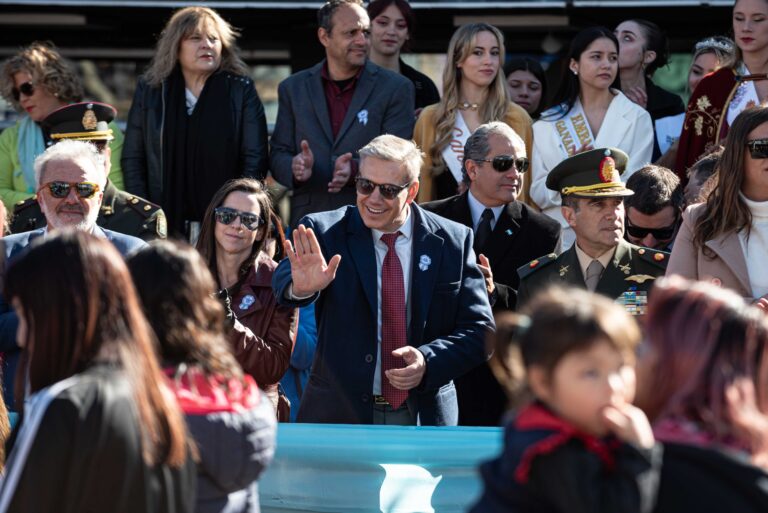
[668,106,768,306]
[0,231,194,512]
[675,0,768,178]
[196,178,297,420]
[123,6,268,239]
[530,27,653,247]
[0,42,126,212]
[413,23,533,203]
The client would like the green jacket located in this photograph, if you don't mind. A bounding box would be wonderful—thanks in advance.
[0,117,125,211]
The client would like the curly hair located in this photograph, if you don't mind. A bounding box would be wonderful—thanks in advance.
[144,6,248,86]
[0,41,83,112]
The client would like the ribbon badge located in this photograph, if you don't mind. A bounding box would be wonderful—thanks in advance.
[239,294,256,311]
[357,109,368,126]
[418,254,431,272]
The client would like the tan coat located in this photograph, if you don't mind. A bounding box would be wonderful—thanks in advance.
[413,102,534,205]
[666,203,753,299]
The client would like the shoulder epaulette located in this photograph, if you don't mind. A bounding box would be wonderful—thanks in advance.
[517,253,558,280]
[635,246,670,268]
[12,196,37,214]
[125,195,161,218]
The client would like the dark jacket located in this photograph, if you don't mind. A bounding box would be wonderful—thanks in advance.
[229,254,297,418]
[166,370,276,513]
[399,59,440,112]
[4,365,196,513]
[654,443,768,513]
[122,72,268,204]
[470,403,662,513]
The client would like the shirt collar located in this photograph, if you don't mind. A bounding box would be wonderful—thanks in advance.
[574,242,615,276]
[467,190,505,228]
[371,207,414,243]
[321,60,364,86]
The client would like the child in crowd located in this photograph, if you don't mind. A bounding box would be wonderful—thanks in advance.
[471,286,661,513]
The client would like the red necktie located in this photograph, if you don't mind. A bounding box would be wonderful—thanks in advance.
[381,232,408,409]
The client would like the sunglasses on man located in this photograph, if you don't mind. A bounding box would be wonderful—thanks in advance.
[625,219,677,241]
[40,181,101,199]
[214,206,264,231]
[473,155,529,173]
[747,138,768,159]
[354,177,411,200]
[11,82,35,102]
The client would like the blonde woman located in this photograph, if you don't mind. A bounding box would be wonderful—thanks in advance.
[122,6,268,238]
[414,23,533,203]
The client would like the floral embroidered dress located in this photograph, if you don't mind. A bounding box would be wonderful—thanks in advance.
[675,64,764,180]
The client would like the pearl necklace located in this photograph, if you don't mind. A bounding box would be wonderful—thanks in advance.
[458,101,480,111]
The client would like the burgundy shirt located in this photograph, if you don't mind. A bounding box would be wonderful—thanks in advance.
[321,62,363,140]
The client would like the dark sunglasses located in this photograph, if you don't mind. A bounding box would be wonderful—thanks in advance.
[354,177,410,200]
[11,81,35,102]
[474,155,529,173]
[214,206,264,231]
[625,221,677,241]
[41,181,100,199]
[747,138,768,159]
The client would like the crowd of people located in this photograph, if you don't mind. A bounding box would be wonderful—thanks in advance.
[0,0,766,511]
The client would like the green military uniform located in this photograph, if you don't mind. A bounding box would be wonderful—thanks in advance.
[10,180,166,241]
[517,147,668,314]
[12,101,167,240]
[517,239,668,314]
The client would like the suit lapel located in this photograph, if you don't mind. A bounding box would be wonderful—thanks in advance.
[305,63,333,144]
[484,201,522,263]
[558,245,584,287]
[346,209,378,318]
[334,62,377,145]
[705,231,752,294]
[594,93,632,148]
[596,240,630,297]
[409,205,443,345]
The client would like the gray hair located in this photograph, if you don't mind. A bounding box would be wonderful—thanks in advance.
[317,0,364,32]
[462,122,525,183]
[34,139,106,188]
[359,134,423,183]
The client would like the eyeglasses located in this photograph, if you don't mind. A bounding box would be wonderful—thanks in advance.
[214,206,264,231]
[747,138,768,159]
[625,219,677,241]
[11,81,35,102]
[474,155,529,173]
[40,181,101,199]
[354,177,411,200]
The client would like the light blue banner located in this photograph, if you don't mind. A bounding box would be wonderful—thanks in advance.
[260,424,503,513]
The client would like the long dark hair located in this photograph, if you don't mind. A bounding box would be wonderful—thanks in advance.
[367,0,416,52]
[693,106,768,253]
[196,178,273,287]
[549,26,620,119]
[4,230,188,467]
[127,240,244,382]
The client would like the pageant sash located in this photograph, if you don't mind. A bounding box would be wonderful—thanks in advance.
[442,113,471,185]
[552,100,595,158]
[727,63,761,127]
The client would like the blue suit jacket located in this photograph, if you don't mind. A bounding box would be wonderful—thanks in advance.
[0,227,146,407]
[272,204,494,425]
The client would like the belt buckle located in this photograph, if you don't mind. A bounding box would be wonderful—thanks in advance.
[373,395,389,405]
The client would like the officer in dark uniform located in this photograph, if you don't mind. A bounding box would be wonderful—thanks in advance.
[517,148,667,315]
[10,102,167,241]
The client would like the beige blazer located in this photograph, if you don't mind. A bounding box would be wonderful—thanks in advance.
[666,203,753,299]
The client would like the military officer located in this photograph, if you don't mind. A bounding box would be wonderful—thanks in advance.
[517,148,667,315]
[10,102,166,240]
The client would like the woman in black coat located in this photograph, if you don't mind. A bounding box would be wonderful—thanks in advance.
[122,6,268,238]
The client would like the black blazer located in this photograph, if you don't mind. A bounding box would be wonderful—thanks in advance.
[422,192,561,312]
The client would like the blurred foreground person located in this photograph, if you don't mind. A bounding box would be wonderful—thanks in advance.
[637,276,768,511]
[0,231,194,512]
[471,287,660,513]
[129,240,276,513]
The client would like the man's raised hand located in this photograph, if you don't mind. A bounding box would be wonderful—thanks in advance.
[284,224,341,297]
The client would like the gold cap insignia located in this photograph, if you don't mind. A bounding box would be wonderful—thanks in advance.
[599,156,616,183]
[81,108,98,130]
